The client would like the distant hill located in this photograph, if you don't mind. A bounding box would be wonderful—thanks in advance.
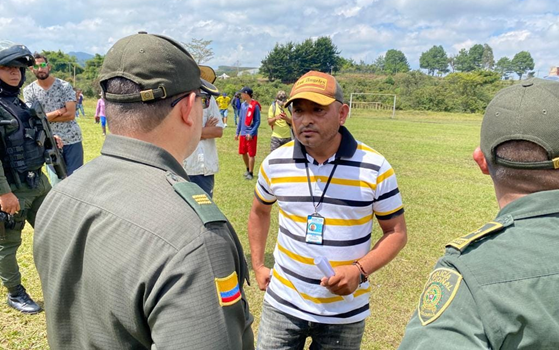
[69,51,94,67]
[216,65,258,76]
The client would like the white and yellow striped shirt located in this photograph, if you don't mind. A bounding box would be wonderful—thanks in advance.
[255,126,404,324]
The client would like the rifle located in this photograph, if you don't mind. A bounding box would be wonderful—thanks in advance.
[29,102,67,180]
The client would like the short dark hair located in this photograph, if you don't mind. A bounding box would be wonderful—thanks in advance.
[104,77,173,134]
[33,52,48,64]
[488,140,559,193]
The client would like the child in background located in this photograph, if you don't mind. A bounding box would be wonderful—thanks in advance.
[94,93,106,135]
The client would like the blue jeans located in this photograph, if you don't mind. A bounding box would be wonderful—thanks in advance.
[257,300,365,350]
[188,175,215,198]
[75,104,85,117]
[47,141,84,186]
[234,108,240,125]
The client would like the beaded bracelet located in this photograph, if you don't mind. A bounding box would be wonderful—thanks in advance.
[353,260,369,284]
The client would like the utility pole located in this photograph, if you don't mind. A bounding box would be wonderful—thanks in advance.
[234,60,241,77]
[66,62,77,85]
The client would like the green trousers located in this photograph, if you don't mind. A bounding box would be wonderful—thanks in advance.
[0,174,50,289]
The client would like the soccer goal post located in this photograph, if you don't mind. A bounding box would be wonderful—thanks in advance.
[348,93,397,119]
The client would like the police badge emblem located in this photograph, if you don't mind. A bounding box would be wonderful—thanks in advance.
[418,268,462,326]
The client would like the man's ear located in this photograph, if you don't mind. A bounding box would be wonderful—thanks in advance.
[177,93,196,126]
[473,146,490,175]
[339,103,349,126]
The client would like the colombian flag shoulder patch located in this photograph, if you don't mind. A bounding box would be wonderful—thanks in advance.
[215,271,242,306]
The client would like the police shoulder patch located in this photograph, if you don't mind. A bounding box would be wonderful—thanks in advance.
[446,221,504,252]
[167,172,227,225]
[418,268,462,326]
[215,271,242,306]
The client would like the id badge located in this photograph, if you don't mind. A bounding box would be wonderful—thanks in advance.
[305,214,325,245]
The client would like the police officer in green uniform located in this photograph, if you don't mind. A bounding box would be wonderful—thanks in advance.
[33,32,254,349]
[399,78,559,349]
[0,40,51,314]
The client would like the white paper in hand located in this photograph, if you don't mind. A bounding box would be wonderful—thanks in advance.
[314,257,335,277]
[314,257,354,301]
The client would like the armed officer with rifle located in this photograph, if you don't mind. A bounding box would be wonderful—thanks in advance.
[0,40,65,314]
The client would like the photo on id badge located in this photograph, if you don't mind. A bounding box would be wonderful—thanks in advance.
[306,214,324,245]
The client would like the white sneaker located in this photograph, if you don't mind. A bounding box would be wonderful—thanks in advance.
[224,123,228,127]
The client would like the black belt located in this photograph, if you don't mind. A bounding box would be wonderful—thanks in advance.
[4,169,41,188]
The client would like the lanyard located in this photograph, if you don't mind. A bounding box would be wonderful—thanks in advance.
[304,159,339,214]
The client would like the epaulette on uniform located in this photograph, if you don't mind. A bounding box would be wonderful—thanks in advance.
[166,172,226,225]
[446,221,505,252]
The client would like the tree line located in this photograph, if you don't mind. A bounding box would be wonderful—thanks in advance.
[212,68,512,115]
[260,37,341,83]
[419,44,534,80]
[261,38,536,82]
[27,38,535,115]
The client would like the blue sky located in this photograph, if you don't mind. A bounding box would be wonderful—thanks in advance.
[1,0,557,76]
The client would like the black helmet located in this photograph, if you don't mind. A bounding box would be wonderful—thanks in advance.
[0,40,34,67]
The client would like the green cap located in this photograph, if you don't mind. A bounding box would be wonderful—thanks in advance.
[481,78,559,170]
[99,32,219,103]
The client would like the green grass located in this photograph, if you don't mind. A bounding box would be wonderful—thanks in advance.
[0,101,498,349]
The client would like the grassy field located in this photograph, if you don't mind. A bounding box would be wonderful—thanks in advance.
[0,100,498,349]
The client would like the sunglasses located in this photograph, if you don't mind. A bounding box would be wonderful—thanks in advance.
[170,90,204,108]
[33,62,48,69]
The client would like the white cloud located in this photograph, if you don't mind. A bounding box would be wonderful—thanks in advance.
[336,6,362,18]
[492,30,531,46]
[452,39,477,53]
[0,0,557,73]
[304,8,320,16]
[390,0,514,21]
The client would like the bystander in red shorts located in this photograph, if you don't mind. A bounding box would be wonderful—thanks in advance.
[238,135,258,157]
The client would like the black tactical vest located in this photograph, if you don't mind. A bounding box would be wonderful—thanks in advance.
[0,96,45,175]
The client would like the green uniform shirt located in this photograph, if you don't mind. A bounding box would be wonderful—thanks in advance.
[34,135,254,350]
[399,190,559,349]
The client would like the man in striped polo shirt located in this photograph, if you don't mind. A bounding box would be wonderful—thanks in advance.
[248,71,408,349]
